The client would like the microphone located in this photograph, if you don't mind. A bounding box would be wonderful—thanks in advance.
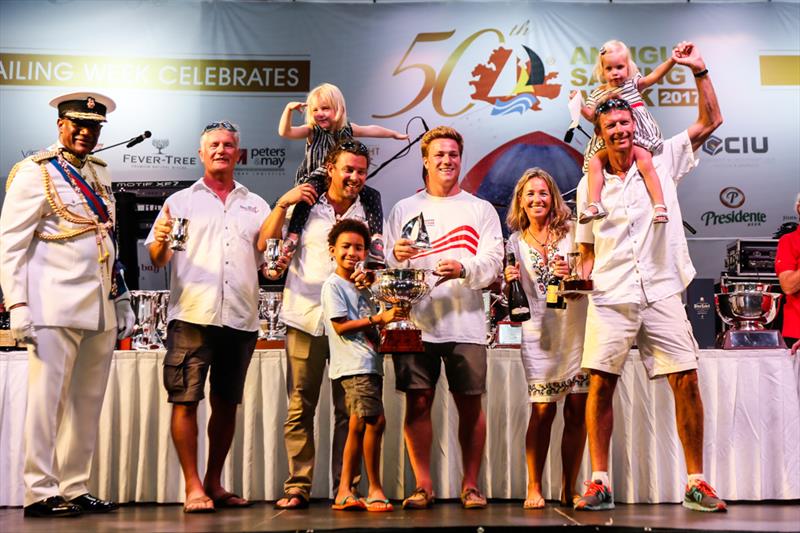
[564,124,592,144]
[126,130,152,148]
[420,117,430,132]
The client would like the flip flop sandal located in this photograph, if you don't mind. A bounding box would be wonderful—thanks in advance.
[364,498,394,512]
[331,495,366,511]
[183,496,215,513]
[213,492,253,508]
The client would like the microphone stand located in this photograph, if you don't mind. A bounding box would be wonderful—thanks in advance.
[92,132,150,154]
[366,117,429,181]
[367,132,425,180]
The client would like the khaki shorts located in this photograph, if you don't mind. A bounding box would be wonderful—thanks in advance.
[393,342,487,395]
[582,293,699,378]
[163,320,257,404]
[339,374,384,418]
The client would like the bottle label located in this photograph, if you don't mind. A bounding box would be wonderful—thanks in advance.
[0,329,17,348]
[510,306,530,315]
[546,285,559,304]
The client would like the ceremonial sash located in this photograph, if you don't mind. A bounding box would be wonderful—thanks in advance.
[50,155,128,299]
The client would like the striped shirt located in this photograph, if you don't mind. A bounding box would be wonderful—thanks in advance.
[295,122,353,184]
[583,73,663,171]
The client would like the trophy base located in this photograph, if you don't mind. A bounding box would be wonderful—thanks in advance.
[561,279,593,293]
[380,328,424,354]
[719,329,787,349]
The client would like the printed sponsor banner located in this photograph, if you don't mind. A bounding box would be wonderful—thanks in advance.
[1,1,798,262]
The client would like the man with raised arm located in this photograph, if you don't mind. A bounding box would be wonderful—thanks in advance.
[573,43,726,513]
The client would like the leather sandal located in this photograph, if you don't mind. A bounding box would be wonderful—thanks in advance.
[402,487,434,510]
[460,487,487,509]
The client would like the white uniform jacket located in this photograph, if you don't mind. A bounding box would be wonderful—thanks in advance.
[0,146,117,331]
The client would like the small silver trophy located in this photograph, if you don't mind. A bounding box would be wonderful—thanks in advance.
[401,212,432,250]
[264,238,283,271]
[169,218,189,251]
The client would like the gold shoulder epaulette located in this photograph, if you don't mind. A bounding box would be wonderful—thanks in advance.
[31,150,58,163]
[87,155,107,167]
[5,161,24,191]
[6,151,55,191]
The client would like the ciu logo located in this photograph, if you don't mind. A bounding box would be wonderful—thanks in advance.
[373,21,561,118]
[719,187,745,209]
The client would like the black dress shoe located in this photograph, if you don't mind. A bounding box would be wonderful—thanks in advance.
[70,493,120,513]
[24,496,82,518]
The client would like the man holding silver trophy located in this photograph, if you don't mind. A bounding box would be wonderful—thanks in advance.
[573,43,727,512]
[258,140,381,509]
[146,120,270,513]
[0,92,135,517]
[385,126,504,510]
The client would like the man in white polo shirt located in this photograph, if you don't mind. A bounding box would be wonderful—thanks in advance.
[260,140,378,509]
[574,43,726,513]
[147,120,269,513]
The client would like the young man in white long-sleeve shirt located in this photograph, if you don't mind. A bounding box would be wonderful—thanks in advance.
[385,126,503,510]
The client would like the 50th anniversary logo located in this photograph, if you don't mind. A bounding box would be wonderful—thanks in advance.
[372,22,699,120]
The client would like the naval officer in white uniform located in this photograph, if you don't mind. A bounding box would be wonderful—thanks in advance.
[0,92,136,517]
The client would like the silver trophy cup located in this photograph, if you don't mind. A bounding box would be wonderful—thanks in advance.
[372,268,431,353]
[169,218,189,251]
[714,283,785,349]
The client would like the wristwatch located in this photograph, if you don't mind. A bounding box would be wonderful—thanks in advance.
[458,263,467,279]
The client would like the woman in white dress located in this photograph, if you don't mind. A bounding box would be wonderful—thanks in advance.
[504,168,588,509]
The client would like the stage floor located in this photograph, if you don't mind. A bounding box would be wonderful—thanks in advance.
[1,500,798,532]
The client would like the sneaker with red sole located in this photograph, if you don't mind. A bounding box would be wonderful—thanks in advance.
[574,480,614,511]
[683,480,727,512]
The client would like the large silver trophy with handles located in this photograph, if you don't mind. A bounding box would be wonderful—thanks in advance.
[372,269,432,353]
[714,282,785,349]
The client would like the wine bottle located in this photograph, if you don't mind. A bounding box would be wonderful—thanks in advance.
[507,252,531,322]
[546,272,566,310]
[0,300,18,351]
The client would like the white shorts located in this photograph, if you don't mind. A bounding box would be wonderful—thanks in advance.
[582,292,699,378]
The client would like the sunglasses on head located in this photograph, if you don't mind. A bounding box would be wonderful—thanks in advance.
[338,139,369,155]
[595,98,632,117]
[202,120,239,134]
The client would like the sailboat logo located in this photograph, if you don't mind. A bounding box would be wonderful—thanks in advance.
[469,45,561,116]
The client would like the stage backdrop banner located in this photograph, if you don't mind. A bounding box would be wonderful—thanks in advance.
[1,1,798,275]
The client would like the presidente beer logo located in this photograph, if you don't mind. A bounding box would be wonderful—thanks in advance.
[701,186,767,227]
[373,21,560,119]
[719,187,745,209]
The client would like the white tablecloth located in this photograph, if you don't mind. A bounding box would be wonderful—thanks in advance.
[0,348,798,506]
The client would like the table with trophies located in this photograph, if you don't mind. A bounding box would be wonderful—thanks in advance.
[1,273,798,506]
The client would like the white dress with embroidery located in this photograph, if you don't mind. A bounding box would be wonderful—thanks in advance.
[508,229,589,402]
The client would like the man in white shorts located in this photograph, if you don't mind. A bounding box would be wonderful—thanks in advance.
[574,42,727,513]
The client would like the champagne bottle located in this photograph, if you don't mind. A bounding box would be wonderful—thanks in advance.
[507,252,531,322]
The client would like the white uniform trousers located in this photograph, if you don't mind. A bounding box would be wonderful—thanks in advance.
[23,326,116,506]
